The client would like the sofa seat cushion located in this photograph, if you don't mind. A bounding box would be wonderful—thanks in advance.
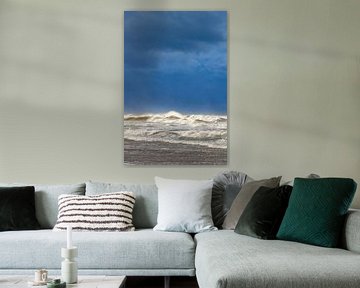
[0,229,195,270]
[195,230,360,288]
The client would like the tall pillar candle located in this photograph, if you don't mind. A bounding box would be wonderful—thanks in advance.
[67,225,72,249]
[62,225,77,284]
[61,247,78,284]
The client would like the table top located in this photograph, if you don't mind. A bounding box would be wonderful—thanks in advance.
[0,275,126,288]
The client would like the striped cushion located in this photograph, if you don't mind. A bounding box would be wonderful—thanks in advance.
[53,192,136,232]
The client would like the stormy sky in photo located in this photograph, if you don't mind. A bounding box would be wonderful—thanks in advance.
[124,11,227,115]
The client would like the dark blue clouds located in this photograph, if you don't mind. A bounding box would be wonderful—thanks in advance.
[124,11,227,114]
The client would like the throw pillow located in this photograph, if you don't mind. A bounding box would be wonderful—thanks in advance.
[0,186,41,231]
[222,176,281,230]
[234,185,293,239]
[211,171,250,228]
[277,178,357,248]
[53,192,136,231]
[153,177,217,233]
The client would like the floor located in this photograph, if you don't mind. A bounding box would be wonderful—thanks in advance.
[126,276,199,288]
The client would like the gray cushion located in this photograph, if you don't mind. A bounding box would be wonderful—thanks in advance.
[212,171,249,228]
[0,229,195,271]
[85,181,158,229]
[0,183,85,228]
[153,177,216,233]
[222,176,281,229]
[195,230,360,288]
[282,173,321,186]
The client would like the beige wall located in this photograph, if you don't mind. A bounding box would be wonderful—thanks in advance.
[0,0,359,207]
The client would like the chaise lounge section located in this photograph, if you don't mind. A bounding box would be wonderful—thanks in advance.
[195,214,360,288]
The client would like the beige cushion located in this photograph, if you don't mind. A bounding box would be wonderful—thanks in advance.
[222,176,281,229]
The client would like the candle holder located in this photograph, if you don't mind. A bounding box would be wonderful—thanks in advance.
[61,247,78,284]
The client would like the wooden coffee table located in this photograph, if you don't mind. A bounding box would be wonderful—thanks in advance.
[0,275,126,288]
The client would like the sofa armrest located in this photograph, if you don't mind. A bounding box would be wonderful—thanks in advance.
[342,209,360,253]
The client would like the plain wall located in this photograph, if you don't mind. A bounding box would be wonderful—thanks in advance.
[0,0,359,207]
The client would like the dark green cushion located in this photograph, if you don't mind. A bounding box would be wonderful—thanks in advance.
[235,185,292,239]
[0,186,41,231]
[277,178,357,247]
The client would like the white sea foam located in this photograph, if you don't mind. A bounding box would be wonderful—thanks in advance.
[124,111,227,149]
[125,111,226,126]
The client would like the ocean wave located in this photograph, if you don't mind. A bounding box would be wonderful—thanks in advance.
[124,111,227,127]
[124,111,227,149]
[124,134,227,149]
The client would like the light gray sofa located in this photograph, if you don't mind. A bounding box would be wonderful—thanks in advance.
[0,181,360,288]
[195,211,360,288]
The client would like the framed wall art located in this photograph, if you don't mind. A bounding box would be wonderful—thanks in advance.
[124,11,227,165]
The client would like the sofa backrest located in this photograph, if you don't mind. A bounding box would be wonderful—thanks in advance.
[0,183,86,229]
[86,181,158,229]
[341,209,360,253]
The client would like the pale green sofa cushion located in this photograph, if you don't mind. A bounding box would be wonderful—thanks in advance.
[0,229,195,271]
[342,209,360,253]
[85,181,158,229]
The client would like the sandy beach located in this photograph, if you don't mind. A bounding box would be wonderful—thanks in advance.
[124,139,227,165]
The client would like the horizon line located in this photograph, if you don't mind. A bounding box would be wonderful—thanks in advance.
[124,110,227,116]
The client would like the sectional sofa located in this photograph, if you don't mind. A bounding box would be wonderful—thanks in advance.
[0,181,360,288]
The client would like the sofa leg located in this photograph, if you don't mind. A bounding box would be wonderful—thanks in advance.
[164,276,170,288]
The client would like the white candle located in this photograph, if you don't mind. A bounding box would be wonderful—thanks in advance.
[67,225,72,249]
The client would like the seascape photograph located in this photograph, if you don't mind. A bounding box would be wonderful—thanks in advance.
[124,11,227,165]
